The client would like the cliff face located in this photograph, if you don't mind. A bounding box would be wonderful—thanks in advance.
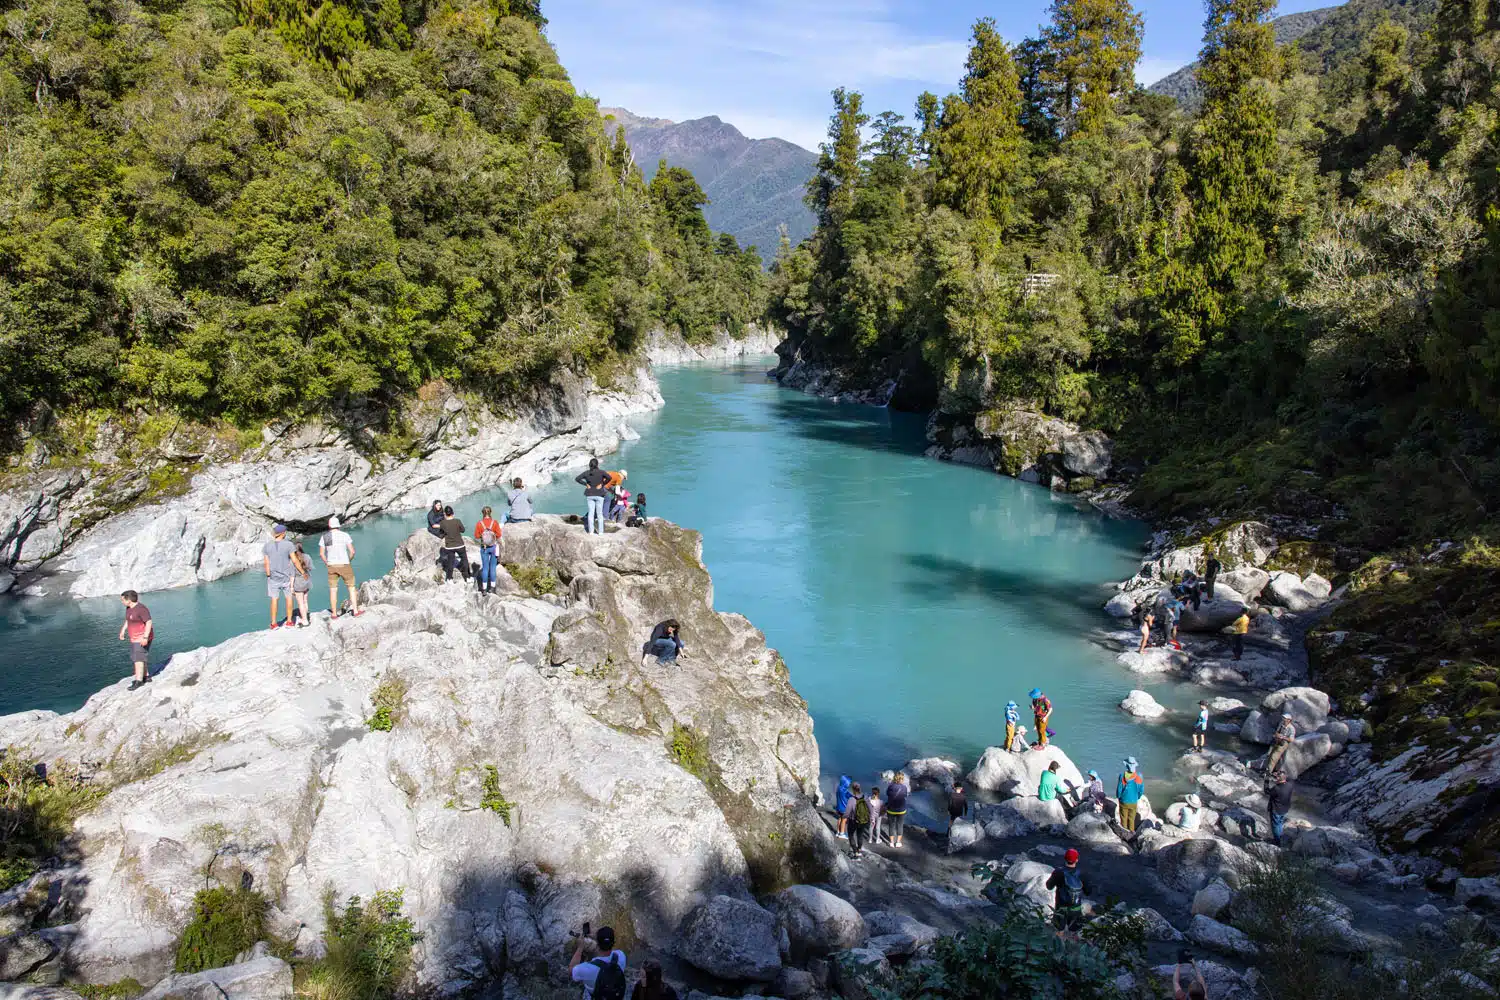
[0,369,663,598]
[0,518,831,992]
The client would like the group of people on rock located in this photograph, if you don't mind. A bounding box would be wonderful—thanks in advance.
[1135,555,1254,662]
[574,460,645,534]
[833,772,910,858]
[1003,688,1054,751]
[261,517,365,629]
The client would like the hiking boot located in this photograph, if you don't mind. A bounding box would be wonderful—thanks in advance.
[128,680,142,691]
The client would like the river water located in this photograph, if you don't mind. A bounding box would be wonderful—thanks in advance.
[3,362,1204,811]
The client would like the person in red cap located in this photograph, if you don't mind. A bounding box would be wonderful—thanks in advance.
[1046,848,1091,939]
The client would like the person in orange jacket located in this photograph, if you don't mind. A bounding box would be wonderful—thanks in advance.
[473,506,503,594]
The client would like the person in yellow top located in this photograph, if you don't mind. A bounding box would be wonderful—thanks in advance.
[1230,606,1251,661]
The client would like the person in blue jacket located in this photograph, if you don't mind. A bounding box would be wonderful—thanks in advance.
[834,775,853,840]
[1005,701,1021,752]
[1116,757,1145,834]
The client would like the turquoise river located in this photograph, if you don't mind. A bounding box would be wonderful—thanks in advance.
[2,361,1210,818]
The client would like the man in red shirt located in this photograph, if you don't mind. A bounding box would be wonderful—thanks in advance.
[118,590,154,690]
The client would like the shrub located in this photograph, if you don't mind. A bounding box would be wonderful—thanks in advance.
[1,747,102,877]
[365,675,408,732]
[504,559,560,597]
[668,724,711,780]
[298,890,420,1000]
[479,765,514,826]
[75,980,144,1000]
[174,885,268,972]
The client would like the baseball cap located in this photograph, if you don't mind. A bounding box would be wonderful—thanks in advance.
[1064,848,1079,864]
[595,926,615,949]
[328,516,341,528]
[1086,769,1098,779]
[272,523,287,534]
[1282,712,1293,719]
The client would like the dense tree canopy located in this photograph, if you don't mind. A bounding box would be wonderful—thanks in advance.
[0,0,761,434]
[771,0,1500,549]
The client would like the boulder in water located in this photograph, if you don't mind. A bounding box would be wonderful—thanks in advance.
[967,745,1085,799]
[1117,647,1190,676]
[902,757,962,791]
[1119,690,1168,720]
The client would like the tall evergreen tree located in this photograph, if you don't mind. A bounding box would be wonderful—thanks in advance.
[1043,0,1144,134]
[807,87,869,229]
[932,19,1028,226]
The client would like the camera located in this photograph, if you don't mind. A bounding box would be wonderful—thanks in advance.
[568,921,592,941]
[1177,948,1194,963]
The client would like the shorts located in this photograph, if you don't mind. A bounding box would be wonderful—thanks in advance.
[129,642,149,664]
[1194,722,1208,732]
[267,576,292,598]
[1054,907,1085,932]
[327,564,356,587]
[887,811,906,838]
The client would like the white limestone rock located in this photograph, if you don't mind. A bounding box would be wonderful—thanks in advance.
[975,797,1069,838]
[1119,690,1168,720]
[967,745,1085,799]
[1187,915,1259,958]
[675,895,781,983]
[773,885,866,961]
[138,956,293,1000]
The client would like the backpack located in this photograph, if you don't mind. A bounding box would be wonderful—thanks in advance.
[480,522,497,547]
[854,797,871,826]
[1058,867,1084,908]
[590,954,626,1000]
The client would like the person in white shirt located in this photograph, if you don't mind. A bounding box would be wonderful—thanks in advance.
[318,516,363,618]
[570,925,626,999]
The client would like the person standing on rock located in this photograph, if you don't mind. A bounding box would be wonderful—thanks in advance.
[1038,761,1061,802]
[629,960,676,1000]
[426,500,445,537]
[947,782,968,833]
[1166,594,1184,648]
[262,523,298,630]
[885,773,908,849]
[118,590,153,690]
[289,544,312,627]
[1030,688,1052,748]
[849,782,871,858]
[1138,611,1155,655]
[834,774,852,839]
[1205,555,1221,601]
[1046,848,1090,940]
[1267,770,1294,845]
[868,783,885,844]
[505,478,534,523]
[319,517,362,619]
[474,506,503,594]
[1266,712,1297,774]
[1230,606,1251,660]
[570,925,626,1000]
[1116,757,1144,833]
[576,458,611,535]
[437,506,472,582]
[1005,700,1021,752]
[1192,700,1210,753]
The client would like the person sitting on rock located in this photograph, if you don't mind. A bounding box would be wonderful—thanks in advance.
[426,499,445,537]
[1266,712,1296,773]
[505,478,534,523]
[1005,700,1022,752]
[1181,572,1202,611]
[1046,848,1091,941]
[1229,606,1251,660]
[1177,793,1204,832]
[629,492,648,526]
[1116,757,1144,833]
[630,959,677,1000]
[1038,761,1061,802]
[1083,769,1107,813]
[1030,688,1052,748]
[641,620,685,667]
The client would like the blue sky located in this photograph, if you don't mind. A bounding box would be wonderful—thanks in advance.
[546,0,1334,150]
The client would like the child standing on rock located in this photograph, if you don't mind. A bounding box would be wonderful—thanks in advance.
[1192,700,1209,753]
[868,785,885,845]
[1030,688,1052,749]
[1005,700,1021,752]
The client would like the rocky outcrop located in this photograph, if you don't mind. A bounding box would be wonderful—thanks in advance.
[925,407,1113,488]
[967,744,1085,799]
[645,327,781,366]
[1120,690,1168,720]
[138,955,292,1000]
[0,518,829,991]
[1,369,663,597]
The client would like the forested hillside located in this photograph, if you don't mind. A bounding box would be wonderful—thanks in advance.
[0,0,764,441]
[1146,2,1338,106]
[771,0,1500,553]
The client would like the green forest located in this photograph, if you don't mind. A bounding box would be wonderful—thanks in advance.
[769,0,1497,552]
[0,0,763,438]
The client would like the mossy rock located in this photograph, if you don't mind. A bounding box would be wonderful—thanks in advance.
[1266,540,1339,579]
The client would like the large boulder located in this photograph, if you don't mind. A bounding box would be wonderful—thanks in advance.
[1240,687,1331,743]
[139,956,293,1000]
[1156,839,1255,893]
[1219,567,1270,601]
[902,757,962,791]
[1132,908,1184,942]
[861,912,940,949]
[1264,571,1330,612]
[975,797,1069,838]
[1208,521,1278,569]
[967,745,1085,799]
[1119,690,1168,720]
[774,886,866,961]
[1067,811,1124,847]
[1191,879,1235,919]
[1178,587,1250,633]
[945,818,984,854]
[1275,733,1335,780]
[1187,915,1259,958]
[676,895,781,983]
[1117,647,1190,676]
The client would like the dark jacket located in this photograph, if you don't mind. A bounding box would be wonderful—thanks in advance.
[576,467,611,497]
[439,517,466,549]
[645,621,682,655]
[427,506,444,535]
[948,789,968,820]
[1046,866,1090,910]
[885,781,909,813]
[1267,780,1294,817]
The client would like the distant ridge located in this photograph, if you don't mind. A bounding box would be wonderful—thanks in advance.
[1147,4,1341,108]
[603,107,818,257]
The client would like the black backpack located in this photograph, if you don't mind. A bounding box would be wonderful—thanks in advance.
[1058,867,1084,908]
[590,954,626,1000]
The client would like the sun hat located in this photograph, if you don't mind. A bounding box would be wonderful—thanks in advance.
[1007,700,1017,708]
[328,516,341,528]
[1125,756,1138,769]
[1029,688,1043,699]
[1064,848,1080,864]
[1087,769,1099,779]
[1186,793,1202,808]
